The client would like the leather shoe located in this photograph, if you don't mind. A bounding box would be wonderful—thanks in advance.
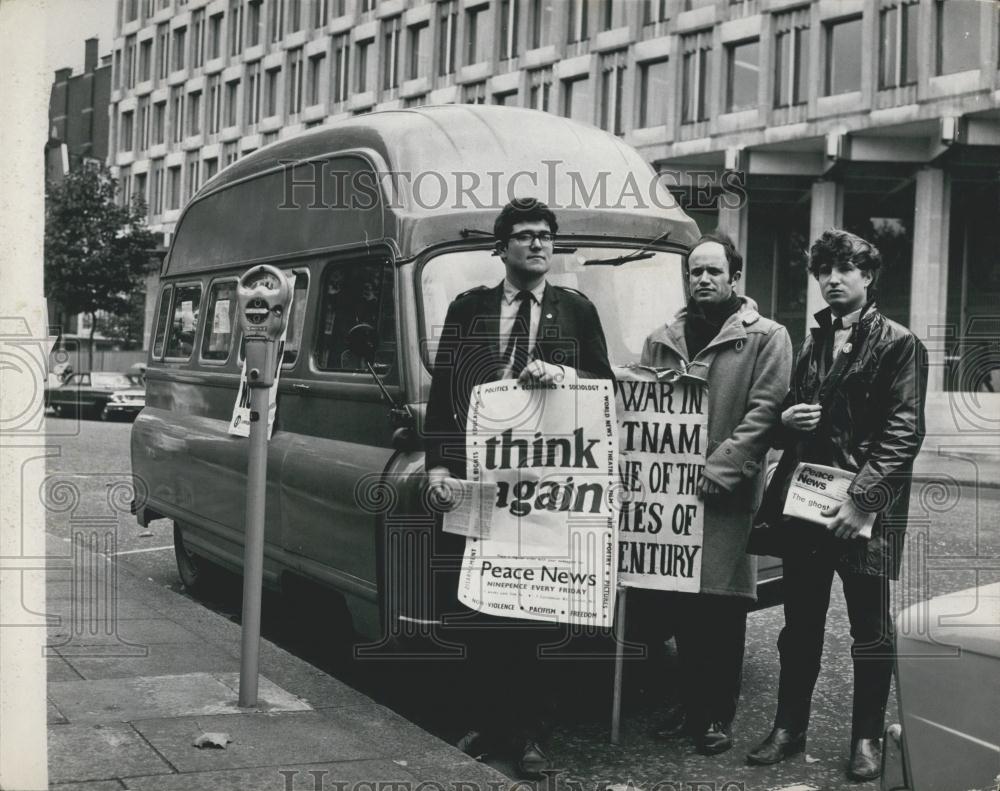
[696,721,733,755]
[847,738,882,781]
[746,727,806,765]
[517,740,551,780]
[653,703,689,740]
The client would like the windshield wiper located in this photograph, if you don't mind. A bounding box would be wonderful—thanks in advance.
[459,228,493,238]
[583,230,672,266]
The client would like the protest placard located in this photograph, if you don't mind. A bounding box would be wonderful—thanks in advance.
[614,365,708,593]
[458,378,618,627]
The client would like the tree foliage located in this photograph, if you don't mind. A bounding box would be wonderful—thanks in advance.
[44,164,158,359]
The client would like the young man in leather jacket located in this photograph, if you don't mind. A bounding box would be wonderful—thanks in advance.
[747,229,928,782]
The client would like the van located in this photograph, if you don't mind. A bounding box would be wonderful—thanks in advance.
[131,104,780,642]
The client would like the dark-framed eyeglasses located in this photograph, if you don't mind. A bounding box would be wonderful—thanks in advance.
[508,231,556,245]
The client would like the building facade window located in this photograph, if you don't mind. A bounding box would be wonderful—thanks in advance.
[134,172,147,207]
[407,22,430,79]
[726,37,759,112]
[466,5,490,65]
[186,154,200,200]
[332,34,350,102]
[187,90,202,136]
[167,165,182,210]
[207,74,222,134]
[313,0,329,28]
[124,35,137,88]
[151,158,165,214]
[500,0,519,60]
[208,13,223,59]
[224,79,240,126]
[308,53,326,105]
[529,66,552,110]
[438,1,457,76]
[137,96,150,151]
[265,67,281,115]
[598,0,615,32]
[529,0,552,49]
[269,0,285,43]
[493,89,517,105]
[879,0,918,89]
[568,0,589,43]
[120,165,132,207]
[248,0,263,47]
[463,81,486,103]
[172,25,187,71]
[120,110,134,151]
[383,17,401,90]
[156,23,169,79]
[288,49,304,115]
[562,75,592,123]
[139,39,152,82]
[223,141,239,166]
[774,8,809,107]
[356,40,371,92]
[936,0,980,75]
[288,0,303,32]
[191,9,206,67]
[170,86,184,141]
[402,94,425,107]
[825,15,863,95]
[637,57,668,127]
[681,31,711,123]
[204,157,219,182]
[599,50,626,135]
[642,0,668,27]
[247,61,262,123]
[230,0,244,55]
[153,100,166,144]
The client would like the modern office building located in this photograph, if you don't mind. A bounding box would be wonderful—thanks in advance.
[108,0,1000,393]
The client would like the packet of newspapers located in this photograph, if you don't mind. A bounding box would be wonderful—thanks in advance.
[782,462,877,539]
[441,480,497,540]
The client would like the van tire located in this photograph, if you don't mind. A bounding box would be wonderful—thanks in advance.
[173,522,213,592]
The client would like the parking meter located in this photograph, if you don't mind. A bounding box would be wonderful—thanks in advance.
[234,264,291,708]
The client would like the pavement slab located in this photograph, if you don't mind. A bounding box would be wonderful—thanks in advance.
[50,781,127,791]
[48,722,174,784]
[48,617,206,650]
[130,711,376,773]
[49,671,312,724]
[316,704,465,763]
[58,641,240,680]
[122,758,420,791]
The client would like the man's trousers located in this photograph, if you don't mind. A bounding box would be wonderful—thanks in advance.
[774,553,895,741]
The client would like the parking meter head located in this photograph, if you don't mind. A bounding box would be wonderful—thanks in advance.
[237,265,293,341]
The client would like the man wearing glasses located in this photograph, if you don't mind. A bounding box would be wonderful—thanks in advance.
[424,197,613,778]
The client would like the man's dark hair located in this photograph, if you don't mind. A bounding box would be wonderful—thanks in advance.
[686,230,743,278]
[808,229,883,281]
[493,198,559,244]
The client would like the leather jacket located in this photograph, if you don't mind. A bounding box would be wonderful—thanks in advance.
[751,302,929,578]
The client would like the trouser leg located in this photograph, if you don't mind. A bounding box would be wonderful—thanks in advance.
[840,571,894,741]
[775,554,836,732]
[667,592,704,728]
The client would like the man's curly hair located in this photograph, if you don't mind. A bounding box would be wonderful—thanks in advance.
[493,198,559,245]
[808,229,883,281]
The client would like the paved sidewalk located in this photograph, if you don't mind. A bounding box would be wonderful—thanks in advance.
[43,533,508,791]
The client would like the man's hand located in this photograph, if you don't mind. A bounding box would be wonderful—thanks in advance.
[782,403,822,431]
[697,477,724,499]
[427,466,462,511]
[822,499,870,540]
[517,360,565,385]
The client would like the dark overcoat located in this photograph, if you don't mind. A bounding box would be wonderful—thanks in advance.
[750,303,929,579]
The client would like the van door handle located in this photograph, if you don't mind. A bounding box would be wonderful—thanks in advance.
[291,383,310,391]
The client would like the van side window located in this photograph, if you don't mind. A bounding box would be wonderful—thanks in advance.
[152,285,174,359]
[315,261,396,381]
[201,280,237,362]
[282,271,309,366]
[165,283,203,359]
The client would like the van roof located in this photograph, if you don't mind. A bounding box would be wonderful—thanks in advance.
[165,105,699,275]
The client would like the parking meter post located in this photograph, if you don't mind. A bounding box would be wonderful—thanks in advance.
[234,265,291,709]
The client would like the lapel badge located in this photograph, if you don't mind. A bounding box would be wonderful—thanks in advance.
[842,342,852,355]
[545,313,553,319]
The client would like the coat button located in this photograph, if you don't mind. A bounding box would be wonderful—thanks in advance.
[735,340,745,352]
[725,448,732,455]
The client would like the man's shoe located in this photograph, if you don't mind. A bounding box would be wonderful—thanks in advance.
[746,727,807,765]
[847,738,882,781]
[455,730,488,759]
[653,704,689,740]
[696,721,733,756]
[517,740,551,780]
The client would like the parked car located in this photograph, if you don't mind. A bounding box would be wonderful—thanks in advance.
[49,371,146,421]
[882,582,1000,791]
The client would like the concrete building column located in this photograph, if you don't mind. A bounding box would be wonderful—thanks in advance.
[910,167,950,393]
[716,199,748,295]
[807,179,843,323]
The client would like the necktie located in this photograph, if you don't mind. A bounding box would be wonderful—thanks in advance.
[505,290,533,377]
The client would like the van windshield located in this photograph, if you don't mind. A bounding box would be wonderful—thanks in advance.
[421,246,686,367]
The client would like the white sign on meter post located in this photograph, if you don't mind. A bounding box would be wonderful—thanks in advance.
[233,265,292,707]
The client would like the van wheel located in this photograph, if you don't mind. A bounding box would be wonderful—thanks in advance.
[174,523,211,592]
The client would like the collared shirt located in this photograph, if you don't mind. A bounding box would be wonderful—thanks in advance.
[832,307,862,362]
[499,279,545,377]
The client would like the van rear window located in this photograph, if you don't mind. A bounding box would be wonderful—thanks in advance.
[152,285,173,359]
[165,284,203,359]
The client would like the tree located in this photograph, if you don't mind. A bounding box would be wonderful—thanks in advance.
[45,164,158,368]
